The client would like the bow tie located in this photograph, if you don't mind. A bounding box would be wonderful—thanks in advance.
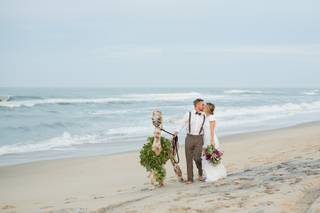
[195,112,202,116]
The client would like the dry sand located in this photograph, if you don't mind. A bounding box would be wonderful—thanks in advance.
[1,122,320,213]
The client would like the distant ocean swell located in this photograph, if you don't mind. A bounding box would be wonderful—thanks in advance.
[1,90,319,108]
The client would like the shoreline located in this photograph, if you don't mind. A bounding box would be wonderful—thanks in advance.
[0,121,319,212]
[0,120,319,167]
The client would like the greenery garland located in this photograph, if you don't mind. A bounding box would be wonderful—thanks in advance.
[140,136,172,184]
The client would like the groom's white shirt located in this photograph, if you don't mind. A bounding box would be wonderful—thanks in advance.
[175,109,205,135]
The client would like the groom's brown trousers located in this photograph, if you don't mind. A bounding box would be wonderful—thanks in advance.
[185,134,204,182]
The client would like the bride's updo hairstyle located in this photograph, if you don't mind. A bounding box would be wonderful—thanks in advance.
[206,103,215,115]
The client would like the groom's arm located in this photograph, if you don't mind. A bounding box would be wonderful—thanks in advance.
[174,112,189,135]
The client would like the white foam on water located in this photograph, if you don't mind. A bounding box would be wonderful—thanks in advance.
[89,109,133,115]
[302,89,319,96]
[89,105,191,116]
[0,125,153,156]
[218,101,320,117]
[0,98,122,108]
[105,126,151,135]
[0,95,11,102]
[224,89,264,94]
[0,92,230,108]
[0,132,100,156]
[163,102,320,131]
[125,92,201,101]
[0,92,223,108]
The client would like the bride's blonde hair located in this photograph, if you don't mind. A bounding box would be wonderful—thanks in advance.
[206,103,215,115]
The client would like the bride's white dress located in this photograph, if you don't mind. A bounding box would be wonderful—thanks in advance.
[202,114,227,182]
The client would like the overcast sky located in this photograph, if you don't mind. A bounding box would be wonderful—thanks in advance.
[0,0,319,87]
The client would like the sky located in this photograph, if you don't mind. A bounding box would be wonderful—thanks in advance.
[0,0,319,88]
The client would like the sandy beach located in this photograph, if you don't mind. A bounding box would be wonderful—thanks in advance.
[1,122,320,213]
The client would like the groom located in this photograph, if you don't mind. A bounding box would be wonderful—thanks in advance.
[174,98,206,183]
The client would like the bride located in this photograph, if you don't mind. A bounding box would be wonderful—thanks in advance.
[202,103,227,182]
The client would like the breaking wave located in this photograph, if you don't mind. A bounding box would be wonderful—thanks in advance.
[0,92,226,108]
[0,132,99,156]
[302,89,319,96]
[224,89,264,95]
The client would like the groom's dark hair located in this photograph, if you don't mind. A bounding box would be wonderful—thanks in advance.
[193,98,204,106]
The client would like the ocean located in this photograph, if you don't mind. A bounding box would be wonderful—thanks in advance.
[0,87,319,165]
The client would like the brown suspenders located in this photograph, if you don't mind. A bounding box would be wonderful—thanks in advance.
[188,112,206,135]
[188,112,191,134]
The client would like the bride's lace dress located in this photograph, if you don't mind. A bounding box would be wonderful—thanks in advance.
[202,115,227,182]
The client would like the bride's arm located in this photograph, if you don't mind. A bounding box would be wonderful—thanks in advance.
[209,120,216,146]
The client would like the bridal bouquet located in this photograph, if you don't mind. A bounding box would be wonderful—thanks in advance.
[204,145,223,166]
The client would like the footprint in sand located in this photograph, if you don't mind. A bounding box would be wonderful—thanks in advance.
[169,207,193,213]
[306,170,320,176]
[204,199,217,203]
[64,197,77,204]
[263,189,274,194]
[186,198,196,202]
[1,204,15,210]
[238,201,246,208]
[259,201,274,207]
[173,197,181,202]
[40,205,53,210]
[140,187,148,191]
[238,177,254,181]
[263,185,275,194]
[288,177,303,185]
[92,194,105,200]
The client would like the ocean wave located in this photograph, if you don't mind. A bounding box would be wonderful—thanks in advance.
[4,121,67,131]
[302,89,319,96]
[0,92,226,108]
[0,125,152,156]
[105,126,151,135]
[0,132,100,156]
[0,95,11,102]
[218,101,320,118]
[223,89,264,95]
[0,97,128,108]
[162,102,320,129]
[10,95,44,101]
[0,95,45,102]
[89,105,189,116]
[90,109,133,115]
[126,92,201,100]
[124,92,226,102]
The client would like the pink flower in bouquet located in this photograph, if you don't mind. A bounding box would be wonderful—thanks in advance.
[214,149,223,158]
[204,145,223,166]
[205,153,212,160]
